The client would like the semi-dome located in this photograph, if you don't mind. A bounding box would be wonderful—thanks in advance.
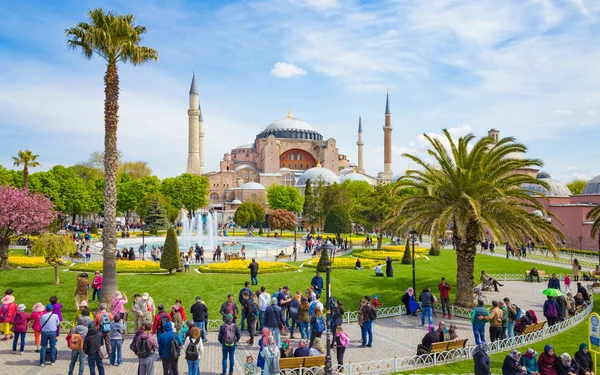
[296,166,339,187]
[339,167,355,175]
[240,182,266,190]
[255,113,323,141]
[523,172,572,197]
[230,199,242,204]
[582,175,600,195]
[340,172,374,185]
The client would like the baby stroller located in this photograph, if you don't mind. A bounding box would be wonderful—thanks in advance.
[473,287,484,301]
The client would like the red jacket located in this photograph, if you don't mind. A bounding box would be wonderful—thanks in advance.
[169,306,186,322]
[538,352,558,375]
[438,283,451,299]
[152,311,171,334]
[10,311,29,332]
[2,302,17,323]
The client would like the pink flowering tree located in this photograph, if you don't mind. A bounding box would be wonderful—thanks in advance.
[0,186,55,269]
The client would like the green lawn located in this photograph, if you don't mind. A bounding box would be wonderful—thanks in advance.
[0,249,571,325]
[429,294,598,374]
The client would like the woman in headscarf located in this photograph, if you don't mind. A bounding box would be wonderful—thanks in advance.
[401,288,417,316]
[502,350,527,375]
[416,324,439,355]
[538,344,558,375]
[280,339,294,358]
[574,343,594,375]
[556,353,577,375]
[309,338,324,356]
[257,327,271,373]
[520,348,540,375]
[260,336,281,375]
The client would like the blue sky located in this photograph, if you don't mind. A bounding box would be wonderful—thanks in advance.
[0,0,599,183]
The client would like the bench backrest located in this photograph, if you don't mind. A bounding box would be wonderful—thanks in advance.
[302,355,326,367]
[446,338,468,350]
[521,324,536,334]
[279,357,305,369]
[538,271,546,276]
[430,342,449,353]
[536,321,546,330]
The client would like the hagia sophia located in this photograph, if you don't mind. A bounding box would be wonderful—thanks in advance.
[183,74,600,250]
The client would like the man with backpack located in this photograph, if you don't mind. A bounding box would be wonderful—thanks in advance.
[152,304,171,334]
[83,326,105,375]
[543,296,559,326]
[158,321,182,375]
[190,296,208,343]
[131,321,159,375]
[264,297,285,348]
[93,303,113,358]
[504,297,520,338]
[218,313,241,375]
[238,282,252,331]
[67,322,88,375]
[242,291,258,345]
[359,296,376,348]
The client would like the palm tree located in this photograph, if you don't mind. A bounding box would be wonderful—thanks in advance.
[586,205,600,255]
[390,129,563,307]
[12,149,40,188]
[65,9,158,305]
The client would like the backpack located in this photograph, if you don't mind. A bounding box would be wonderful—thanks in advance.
[268,348,280,373]
[546,301,558,318]
[309,301,317,316]
[370,306,377,320]
[314,317,326,333]
[130,333,140,354]
[69,333,83,350]
[137,337,151,358]
[250,299,259,318]
[101,313,111,333]
[289,300,299,317]
[168,336,180,359]
[338,332,350,347]
[185,337,200,361]
[224,323,237,345]
[158,313,169,333]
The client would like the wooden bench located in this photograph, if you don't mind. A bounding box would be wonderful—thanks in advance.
[224,253,245,261]
[280,355,325,371]
[518,321,546,335]
[570,305,584,317]
[275,254,292,261]
[70,254,84,260]
[446,338,468,350]
[363,242,374,249]
[525,270,546,281]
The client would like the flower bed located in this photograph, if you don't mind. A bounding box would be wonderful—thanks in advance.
[69,260,165,273]
[379,245,429,253]
[302,257,376,269]
[358,250,428,261]
[197,260,296,274]
[8,256,50,268]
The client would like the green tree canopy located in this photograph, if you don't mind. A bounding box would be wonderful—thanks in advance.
[268,208,298,234]
[31,233,76,285]
[160,227,181,274]
[137,193,177,227]
[567,179,588,195]
[117,175,160,224]
[161,173,209,213]
[323,204,352,236]
[267,185,304,212]
[234,202,266,231]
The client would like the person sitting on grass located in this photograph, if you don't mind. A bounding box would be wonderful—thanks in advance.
[520,348,539,375]
[375,264,384,277]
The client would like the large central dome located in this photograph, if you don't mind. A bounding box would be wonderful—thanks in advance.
[256,111,323,141]
[265,117,314,131]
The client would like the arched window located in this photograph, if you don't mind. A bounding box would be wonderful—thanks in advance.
[210,192,219,203]
[282,173,295,187]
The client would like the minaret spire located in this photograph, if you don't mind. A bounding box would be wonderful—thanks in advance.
[198,101,204,174]
[189,72,198,95]
[385,89,391,115]
[357,116,364,173]
[186,73,201,175]
[378,90,393,181]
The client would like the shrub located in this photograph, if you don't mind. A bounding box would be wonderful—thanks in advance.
[317,247,330,272]
[198,260,296,274]
[91,222,98,235]
[402,239,411,264]
[70,260,163,273]
[302,257,376,269]
[160,227,181,274]
[429,246,441,256]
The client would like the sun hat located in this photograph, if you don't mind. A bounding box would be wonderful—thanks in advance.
[142,293,149,300]
[32,302,45,313]
[79,300,88,307]
[1,295,15,304]
[17,304,26,311]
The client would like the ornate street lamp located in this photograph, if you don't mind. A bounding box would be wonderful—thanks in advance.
[321,240,336,375]
[410,229,418,293]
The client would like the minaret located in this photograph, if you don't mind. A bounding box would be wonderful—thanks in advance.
[488,128,500,144]
[378,90,393,181]
[186,73,201,175]
[198,102,205,174]
[357,116,364,173]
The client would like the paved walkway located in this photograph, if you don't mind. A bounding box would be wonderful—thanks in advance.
[0,281,549,374]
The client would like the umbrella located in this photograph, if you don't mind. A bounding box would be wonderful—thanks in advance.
[542,288,563,297]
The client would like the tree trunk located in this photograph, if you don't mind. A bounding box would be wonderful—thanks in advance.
[101,60,120,307]
[0,237,10,269]
[23,166,29,189]
[377,232,383,250]
[53,265,60,285]
[453,220,479,308]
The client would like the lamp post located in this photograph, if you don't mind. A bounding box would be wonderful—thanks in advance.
[410,229,418,294]
[293,228,297,262]
[321,240,336,375]
[141,220,145,248]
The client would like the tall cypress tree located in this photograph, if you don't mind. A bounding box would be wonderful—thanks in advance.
[302,179,316,233]
[160,227,181,274]
[402,238,412,264]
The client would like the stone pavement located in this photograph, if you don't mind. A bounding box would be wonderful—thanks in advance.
[0,281,549,374]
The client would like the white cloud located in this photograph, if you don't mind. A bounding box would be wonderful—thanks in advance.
[270,62,308,78]
[300,0,340,11]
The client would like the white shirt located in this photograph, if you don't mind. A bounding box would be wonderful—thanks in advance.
[259,292,271,312]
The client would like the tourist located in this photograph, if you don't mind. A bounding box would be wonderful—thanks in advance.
[481,270,504,291]
[152,304,171,334]
[298,296,311,340]
[39,304,60,366]
[359,296,375,348]
[280,339,293,359]
[438,277,452,319]
[564,274,572,293]
[239,282,253,330]
[258,287,271,329]
[158,321,182,375]
[50,295,64,339]
[309,337,325,356]
[85,246,92,262]
[1,293,16,340]
[375,263,384,276]
[294,339,310,357]
[29,302,45,352]
[556,353,577,375]
[309,306,326,348]
[94,303,113,358]
[473,344,491,375]
[141,293,156,323]
[436,320,449,342]
[548,274,561,290]
[245,355,258,375]
[385,256,393,277]
[543,296,560,326]
[279,286,292,329]
[419,286,434,326]
[306,287,316,303]
[448,323,459,340]
[557,295,567,323]
[260,336,281,375]
[515,310,538,334]
[133,321,159,375]
[66,320,87,375]
[11,303,28,354]
[574,343,594,375]
[530,268,541,283]
[505,298,520,338]
[331,299,344,332]
[91,271,103,302]
[311,272,324,295]
[220,294,239,325]
[334,325,349,371]
[109,314,125,366]
[248,258,259,286]
[538,344,558,375]
[83,326,105,375]
[170,300,186,336]
[401,287,418,316]
[242,291,257,345]
[257,328,271,372]
[190,296,208,342]
[265,297,285,348]
[184,258,190,272]
[355,258,363,270]
[131,294,145,331]
[289,291,301,339]
[565,293,576,316]
[502,350,527,375]
[577,282,590,302]
[218,313,241,375]
[416,324,439,355]
[309,293,324,316]
[471,299,490,345]
[520,348,540,375]
[500,301,509,339]
[182,326,204,375]
[75,273,89,310]
[72,301,88,326]
[111,291,128,320]
[480,300,503,342]
[572,259,581,281]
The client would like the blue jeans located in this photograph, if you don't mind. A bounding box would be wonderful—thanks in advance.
[251,275,258,285]
[40,331,57,364]
[12,331,26,352]
[194,321,207,342]
[222,344,236,374]
[109,339,122,365]
[361,320,373,346]
[88,352,105,375]
[473,325,486,345]
[299,321,310,340]
[92,288,101,301]
[271,327,281,348]
[421,306,433,325]
[259,311,265,329]
[69,349,85,375]
[187,359,200,375]
[507,322,515,338]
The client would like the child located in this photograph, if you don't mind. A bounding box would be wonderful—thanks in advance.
[49,296,63,338]
[29,303,45,352]
[184,259,190,272]
[372,295,383,308]
[244,355,258,375]
[1,294,17,340]
[334,325,349,372]
[564,274,571,293]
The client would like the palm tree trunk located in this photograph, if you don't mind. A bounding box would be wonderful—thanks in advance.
[101,60,120,306]
[454,220,479,308]
[377,232,383,249]
[23,166,29,189]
